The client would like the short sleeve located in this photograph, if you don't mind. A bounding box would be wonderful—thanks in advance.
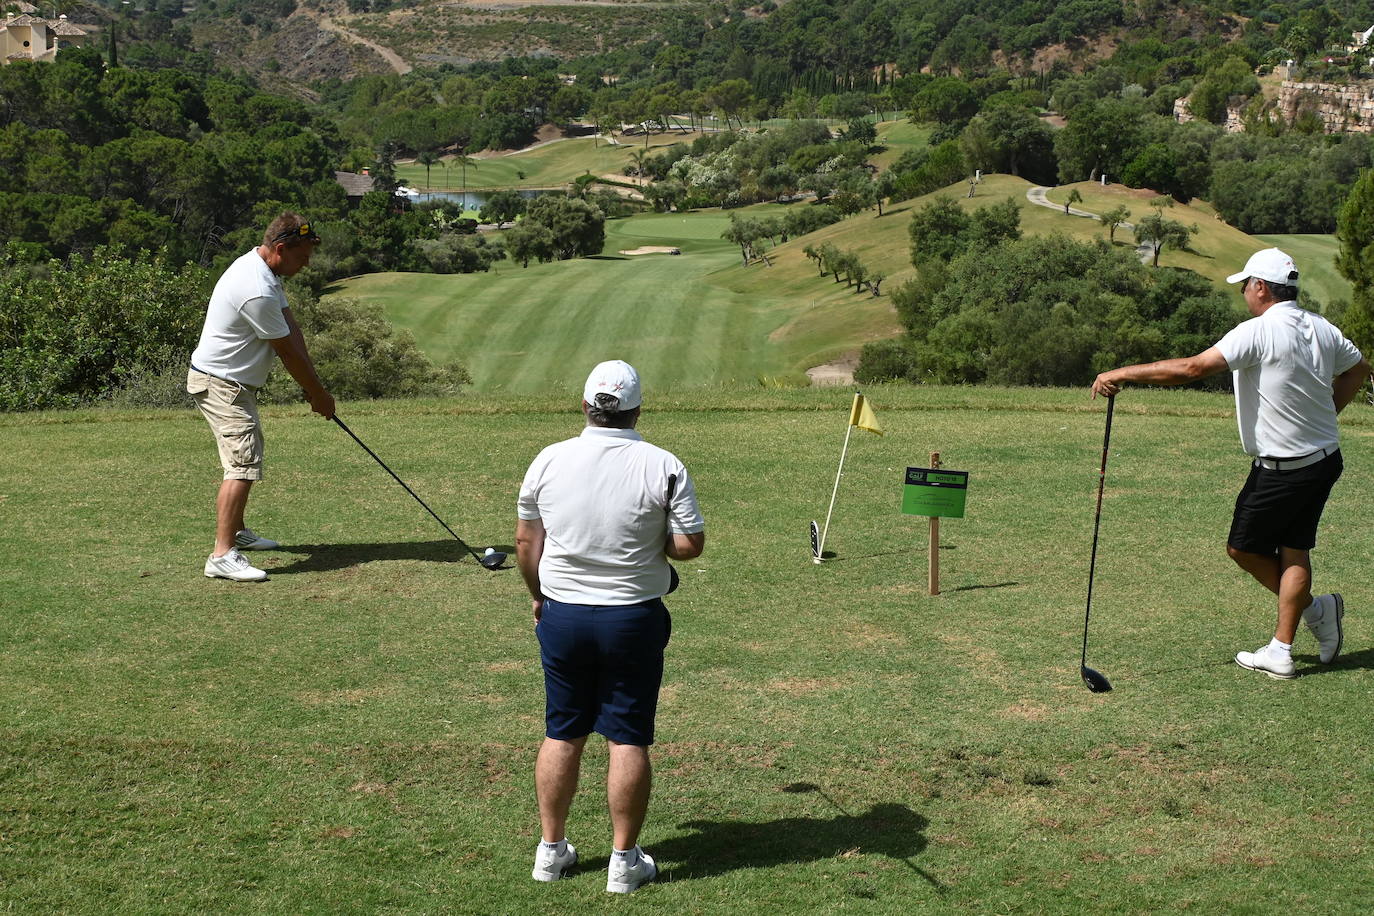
[1333,332,1364,376]
[667,465,705,534]
[240,294,290,340]
[1215,318,1262,371]
[517,453,546,520]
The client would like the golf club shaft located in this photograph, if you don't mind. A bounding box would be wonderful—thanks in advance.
[1083,395,1115,667]
[332,416,483,562]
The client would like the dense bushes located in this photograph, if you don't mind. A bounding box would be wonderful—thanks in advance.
[0,246,470,412]
[0,246,209,410]
[857,235,1240,387]
[262,294,471,404]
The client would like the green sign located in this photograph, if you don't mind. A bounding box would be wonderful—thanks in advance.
[902,466,968,518]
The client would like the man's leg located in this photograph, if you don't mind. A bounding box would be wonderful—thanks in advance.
[215,479,254,557]
[1227,544,1279,594]
[1227,545,1314,643]
[536,735,587,843]
[1274,547,1313,644]
[607,740,651,851]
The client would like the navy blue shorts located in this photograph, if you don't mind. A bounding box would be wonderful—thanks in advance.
[1228,450,1343,554]
[537,597,671,746]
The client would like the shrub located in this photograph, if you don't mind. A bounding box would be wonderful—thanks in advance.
[0,246,209,411]
[262,293,470,403]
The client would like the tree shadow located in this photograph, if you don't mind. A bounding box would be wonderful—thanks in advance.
[948,581,1020,593]
[820,548,925,563]
[585,254,629,261]
[266,540,500,575]
[634,788,941,891]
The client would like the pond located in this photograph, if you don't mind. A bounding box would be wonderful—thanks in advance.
[401,189,563,210]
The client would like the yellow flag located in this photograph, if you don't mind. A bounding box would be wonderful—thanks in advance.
[849,392,883,435]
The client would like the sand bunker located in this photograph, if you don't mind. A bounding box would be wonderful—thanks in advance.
[618,246,682,256]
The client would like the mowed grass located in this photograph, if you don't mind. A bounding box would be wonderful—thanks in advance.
[335,175,1310,392]
[396,133,698,191]
[1256,234,1352,309]
[4,386,1374,912]
[328,206,888,391]
[1041,182,1264,286]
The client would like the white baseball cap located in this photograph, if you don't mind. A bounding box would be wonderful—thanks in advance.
[583,359,642,410]
[1226,248,1298,287]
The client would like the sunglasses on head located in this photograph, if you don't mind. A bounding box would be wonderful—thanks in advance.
[271,222,320,245]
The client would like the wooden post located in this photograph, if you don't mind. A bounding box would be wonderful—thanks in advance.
[929,451,940,596]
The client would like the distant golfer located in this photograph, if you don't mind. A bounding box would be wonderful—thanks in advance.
[188,212,335,582]
[1092,248,1369,679]
[516,359,705,892]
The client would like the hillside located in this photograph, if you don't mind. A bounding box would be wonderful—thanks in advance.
[329,167,1340,393]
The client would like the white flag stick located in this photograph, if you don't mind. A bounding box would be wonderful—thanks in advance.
[817,420,855,563]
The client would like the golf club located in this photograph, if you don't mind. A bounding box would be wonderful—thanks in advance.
[1080,394,1115,693]
[332,416,506,570]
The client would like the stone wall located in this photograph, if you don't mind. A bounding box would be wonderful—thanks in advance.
[1277,79,1374,133]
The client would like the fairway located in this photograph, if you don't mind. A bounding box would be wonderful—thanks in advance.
[1256,234,1352,309]
[4,386,1374,912]
[327,207,899,392]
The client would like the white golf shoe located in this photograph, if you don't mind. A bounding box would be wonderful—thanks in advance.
[234,528,279,551]
[1304,593,1344,664]
[204,548,268,582]
[531,841,577,882]
[1235,644,1295,680]
[606,846,656,894]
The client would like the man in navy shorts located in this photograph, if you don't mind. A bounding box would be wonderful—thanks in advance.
[516,360,705,892]
[1092,248,1369,679]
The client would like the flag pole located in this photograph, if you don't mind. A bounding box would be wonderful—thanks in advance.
[817,392,859,563]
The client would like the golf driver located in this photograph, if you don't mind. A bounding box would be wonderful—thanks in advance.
[332,416,506,570]
[1080,395,1115,693]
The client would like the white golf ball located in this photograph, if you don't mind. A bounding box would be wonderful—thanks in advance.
[484,547,495,556]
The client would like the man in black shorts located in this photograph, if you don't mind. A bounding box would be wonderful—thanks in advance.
[1092,249,1369,678]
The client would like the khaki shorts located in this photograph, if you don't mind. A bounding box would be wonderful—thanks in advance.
[187,369,264,481]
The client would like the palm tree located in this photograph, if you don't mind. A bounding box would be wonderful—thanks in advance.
[628,148,651,179]
[453,150,478,197]
[416,150,439,189]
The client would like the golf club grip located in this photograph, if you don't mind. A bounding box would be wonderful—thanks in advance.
[332,416,477,558]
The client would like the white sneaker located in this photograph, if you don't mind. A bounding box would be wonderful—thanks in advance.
[204,549,268,582]
[234,528,279,551]
[531,841,577,882]
[1304,593,1345,664]
[1235,644,1295,680]
[606,846,656,894]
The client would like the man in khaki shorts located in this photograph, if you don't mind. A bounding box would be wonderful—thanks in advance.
[188,212,335,582]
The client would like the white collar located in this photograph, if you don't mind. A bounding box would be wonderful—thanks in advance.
[580,426,643,441]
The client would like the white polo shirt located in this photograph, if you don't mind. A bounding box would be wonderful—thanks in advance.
[1215,301,1364,458]
[518,426,705,605]
[190,249,291,387]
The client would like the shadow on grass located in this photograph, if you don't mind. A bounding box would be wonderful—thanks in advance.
[267,540,504,574]
[636,785,942,893]
[1296,646,1374,676]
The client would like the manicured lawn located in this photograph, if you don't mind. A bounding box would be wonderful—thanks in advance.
[4,385,1374,912]
[1255,234,1352,310]
[1041,182,1262,286]
[396,134,699,191]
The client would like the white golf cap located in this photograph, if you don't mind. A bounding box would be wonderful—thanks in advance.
[1226,248,1298,287]
[583,359,642,410]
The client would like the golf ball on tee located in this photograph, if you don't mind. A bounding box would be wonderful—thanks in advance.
[484,547,495,556]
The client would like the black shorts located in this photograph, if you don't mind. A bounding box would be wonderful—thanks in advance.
[1228,450,1343,554]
